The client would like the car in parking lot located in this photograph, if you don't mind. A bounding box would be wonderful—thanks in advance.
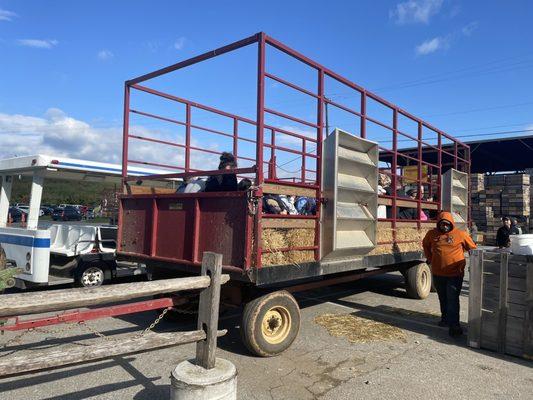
[52,206,82,221]
[16,205,44,217]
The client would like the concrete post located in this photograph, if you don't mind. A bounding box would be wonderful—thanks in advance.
[170,358,237,400]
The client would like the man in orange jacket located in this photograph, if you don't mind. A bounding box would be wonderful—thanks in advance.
[422,211,477,337]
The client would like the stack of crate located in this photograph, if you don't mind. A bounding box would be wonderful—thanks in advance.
[470,174,487,231]
[470,173,530,245]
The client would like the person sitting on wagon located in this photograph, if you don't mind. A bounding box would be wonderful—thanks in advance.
[205,152,238,192]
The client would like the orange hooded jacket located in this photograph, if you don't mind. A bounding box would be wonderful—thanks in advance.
[422,211,477,277]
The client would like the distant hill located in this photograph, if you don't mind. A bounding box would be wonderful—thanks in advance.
[10,176,118,206]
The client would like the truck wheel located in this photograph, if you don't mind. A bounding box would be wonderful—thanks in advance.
[405,262,432,299]
[76,264,109,287]
[241,291,300,357]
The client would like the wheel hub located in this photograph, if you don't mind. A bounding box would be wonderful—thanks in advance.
[82,267,104,287]
[261,306,291,344]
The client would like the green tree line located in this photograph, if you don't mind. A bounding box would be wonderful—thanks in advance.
[9,176,117,206]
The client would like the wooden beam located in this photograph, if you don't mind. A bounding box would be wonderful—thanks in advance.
[498,252,509,354]
[378,197,438,210]
[524,260,533,359]
[263,183,315,197]
[262,218,315,229]
[0,276,229,318]
[468,250,484,349]
[125,186,177,195]
[0,330,226,377]
[196,252,223,370]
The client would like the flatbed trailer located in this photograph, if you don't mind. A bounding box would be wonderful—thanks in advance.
[117,32,471,356]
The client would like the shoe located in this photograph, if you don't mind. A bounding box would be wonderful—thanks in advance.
[449,326,463,337]
[438,319,448,327]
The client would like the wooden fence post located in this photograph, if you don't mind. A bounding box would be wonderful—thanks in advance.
[196,252,223,369]
[468,249,483,349]
[524,260,533,359]
[497,252,509,354]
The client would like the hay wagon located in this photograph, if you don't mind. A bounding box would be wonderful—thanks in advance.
[117,33,471,356]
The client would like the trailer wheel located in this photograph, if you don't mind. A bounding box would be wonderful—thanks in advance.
[405,262,432,299]
[241,291,300,357]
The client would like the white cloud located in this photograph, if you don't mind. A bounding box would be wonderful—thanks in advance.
[390,0,443,25]
[0,7,17,21]
[97,49,114,60]
[415,36,448,55]
[17,39,58,49]
[461,21,479,36]
[0,108,218,171]
[173,37,186,50]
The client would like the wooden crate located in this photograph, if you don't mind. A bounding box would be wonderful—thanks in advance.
[468,250,533,359]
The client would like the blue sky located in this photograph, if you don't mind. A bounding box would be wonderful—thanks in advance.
[1,0,532,173]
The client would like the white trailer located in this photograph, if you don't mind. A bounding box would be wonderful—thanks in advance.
[0,154,173,288]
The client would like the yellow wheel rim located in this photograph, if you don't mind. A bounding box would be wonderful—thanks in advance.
[261,306,291,345]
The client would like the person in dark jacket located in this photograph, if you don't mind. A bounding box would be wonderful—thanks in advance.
[510,217,522,235]
[205,152,238,192]
[496,216,512,248]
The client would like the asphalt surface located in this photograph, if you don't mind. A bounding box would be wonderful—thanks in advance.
[0,271,531,400]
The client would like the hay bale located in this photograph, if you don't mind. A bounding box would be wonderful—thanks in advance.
[261,228,315,266]
[371,225,433,255]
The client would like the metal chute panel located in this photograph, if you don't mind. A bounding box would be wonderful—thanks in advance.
[441,168,468,231]
[321,129,378,260]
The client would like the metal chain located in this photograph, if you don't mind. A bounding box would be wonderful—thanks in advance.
[135,307,170,338]
[1,307,173,349]
[1,328,34,348]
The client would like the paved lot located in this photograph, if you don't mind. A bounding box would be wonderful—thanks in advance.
[1,272,531,400]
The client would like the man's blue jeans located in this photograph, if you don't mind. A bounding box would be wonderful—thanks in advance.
[432,275,464,328]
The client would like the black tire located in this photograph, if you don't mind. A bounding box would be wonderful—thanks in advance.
[405,262,432,299]
[241,291,300,357]
[75,263,110,287]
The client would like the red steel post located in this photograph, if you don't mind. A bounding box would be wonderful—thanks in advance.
[233,118,238,160]
[417,121,423,229]
[254,32,266,269]
[315,68,325,260]
[118,84,130,252]
[185,104,191,172]
[392,109,398,242]
[360,91,366,138]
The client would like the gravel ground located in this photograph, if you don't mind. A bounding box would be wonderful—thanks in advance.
[0,271,531,400]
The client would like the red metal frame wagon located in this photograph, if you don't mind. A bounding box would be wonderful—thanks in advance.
[117,32,471,356]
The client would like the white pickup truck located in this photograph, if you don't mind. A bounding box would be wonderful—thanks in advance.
[0,154,175,289]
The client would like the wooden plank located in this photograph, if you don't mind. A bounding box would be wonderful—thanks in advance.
[0,276,229,318]
[480,310,499,351]
[263,182,315,197]
[196,252,223,370]
[125,185,177,195]
[377,197,438,210]
[497,252,509,354]
[482,260,501,275]
[508,302,526,319]
[0,330,226,377]
[262,218,315,229]
[468,249,483,349]
[482,252,502,262]
[524,262,533,359]
[507,262,527,279]
[483,287,527,306]
[481,296,499,313]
